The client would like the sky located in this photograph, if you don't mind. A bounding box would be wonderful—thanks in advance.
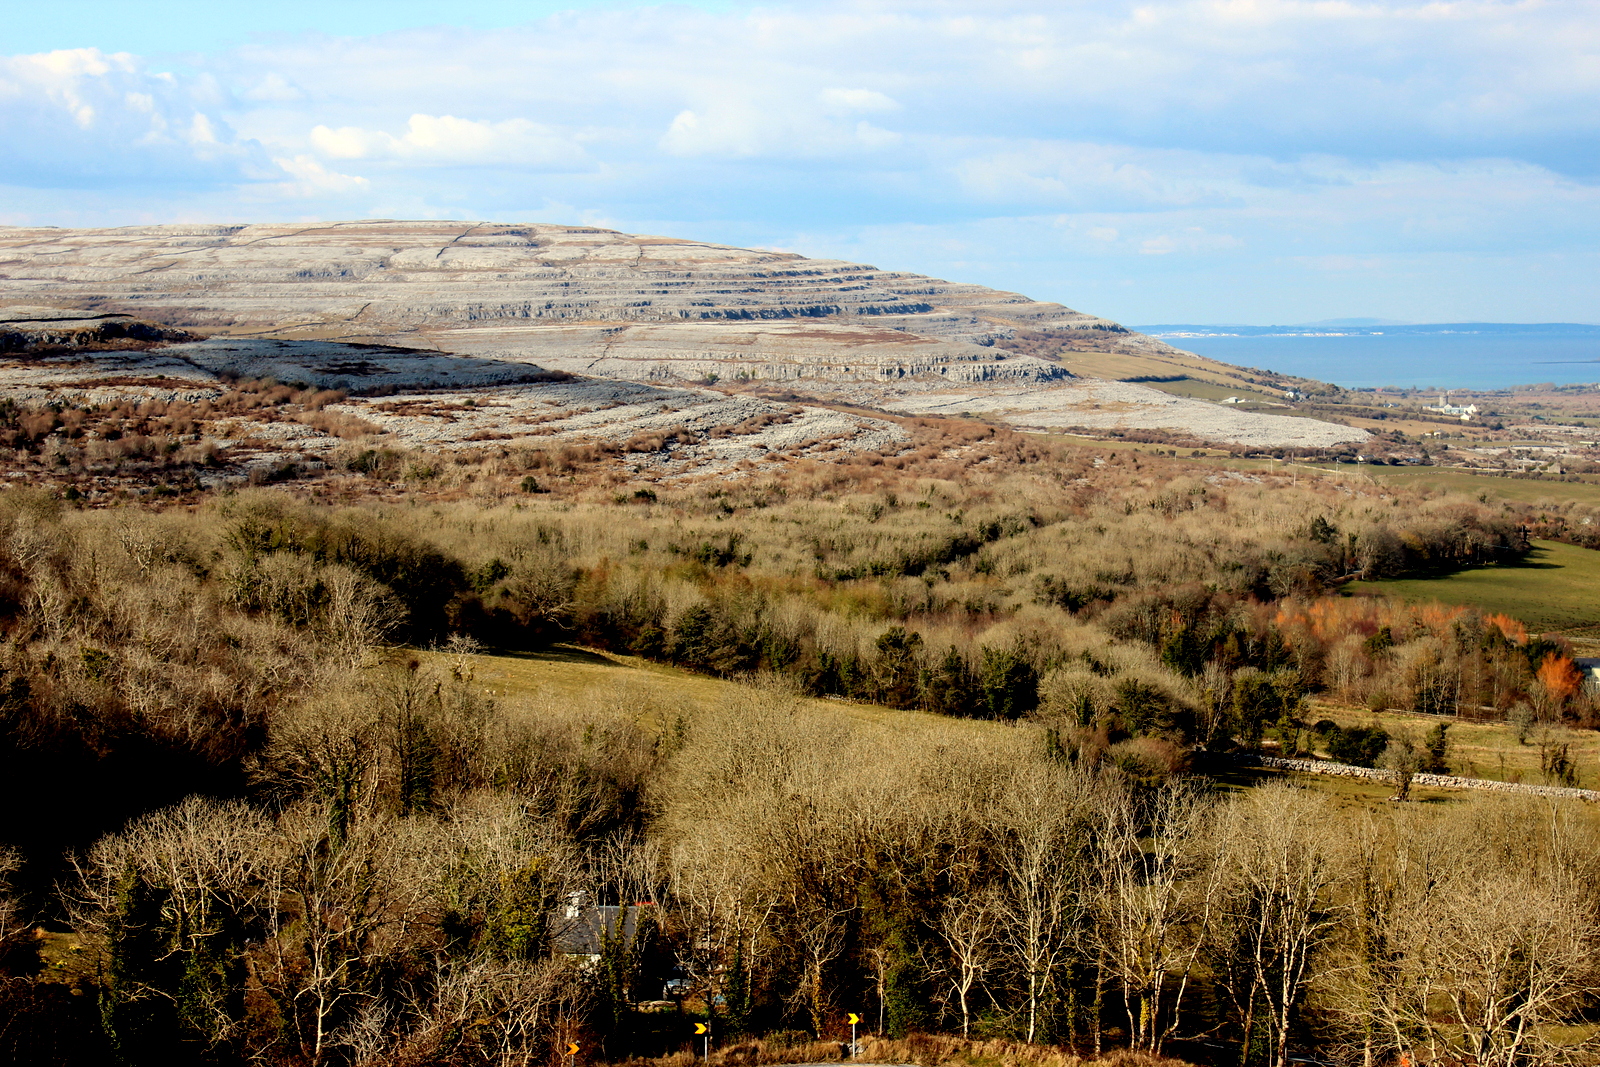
[3,0,1599,325]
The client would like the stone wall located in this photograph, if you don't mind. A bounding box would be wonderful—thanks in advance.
[1247,754,1600,802]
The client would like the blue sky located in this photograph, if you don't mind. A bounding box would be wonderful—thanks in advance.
[3,0,1598,325]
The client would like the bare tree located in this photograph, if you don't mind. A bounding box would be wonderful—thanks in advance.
[1377,734,1420,801]
[1092,778,1222,1055]
[262,688,384,838]
[363,956,579,1067]
[1313,810,1407,1067]
[766,794,861,1036]
[322,565,402,671]
[667,825,780,1036]
[1213,783,1346,1067]
[0,847,25,961]
[931,882,1001,1038]
[1324,802,1600,1067]
[68,797,276,1055]
[259,803,444,1066]
[992,760,1097,1044]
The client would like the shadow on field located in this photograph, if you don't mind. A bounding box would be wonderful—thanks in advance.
[1201,754,1457,805]
[493,644,629,669]
[1494,544,1560,569]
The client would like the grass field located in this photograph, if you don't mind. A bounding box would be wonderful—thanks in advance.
[1330,465,1600,508]
[1286,461,1600,507]
[417,644,1008,738]
[421,646,1599,810]
[1306,702,1600,787]
[1210,761,1471,810]
[1346,538,1600,633]
[1139,378,1283,405]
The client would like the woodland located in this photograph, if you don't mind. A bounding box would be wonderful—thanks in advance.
[0,419,1597,1067]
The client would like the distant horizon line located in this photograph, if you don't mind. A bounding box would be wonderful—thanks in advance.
[1133,321,1600,332]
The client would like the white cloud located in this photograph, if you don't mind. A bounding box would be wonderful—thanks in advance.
[0,48,136,129]
[309,113,589,167]
[4,2,1600,320]
[1139,228,1241,255]
[954,142,1249,210]
[0,47,266,187]
[243,73,302,103]
[271,154,370,197]
[658,97,903,159]
[819,88,899,113]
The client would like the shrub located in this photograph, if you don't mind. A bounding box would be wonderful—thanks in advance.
[1326,725,1390,767]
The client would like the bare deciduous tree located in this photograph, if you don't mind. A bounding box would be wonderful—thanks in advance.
[259,804,443,1067]
[322,565,402,671]
[68,797,276,1055]
[1214,783,1346,1067]
[931,881,1001,1039]
[667,825,780,1036]
[993,761,1097,1044]
[1323,803,1600,1067]
[0,846,29,963]
[1092,779,1221,1055]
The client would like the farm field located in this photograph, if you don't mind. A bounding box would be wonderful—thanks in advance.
[416,643,1007,738]
[423,645,1600,799]
[1306,702,1600,788]
[1213,761,1468,809]
[1307,463,1600,507]
[1346,538,1600,633]
[1139,377,1284,405]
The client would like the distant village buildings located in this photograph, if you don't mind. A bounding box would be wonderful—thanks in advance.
[1425,392,1479,420]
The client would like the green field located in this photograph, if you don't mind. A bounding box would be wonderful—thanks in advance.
[1211,761,1471,810]
[1347,538,1600,633]
[1302,463,1600,508]
[1140,377,1283,405]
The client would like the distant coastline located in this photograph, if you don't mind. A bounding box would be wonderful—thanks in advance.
[1133,322,1600,390]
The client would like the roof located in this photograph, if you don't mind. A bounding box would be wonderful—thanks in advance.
[552,904,651,956]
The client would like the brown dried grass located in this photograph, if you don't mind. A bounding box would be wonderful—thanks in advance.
[602,1035,1193,1067]
[858,1036,1192,1067]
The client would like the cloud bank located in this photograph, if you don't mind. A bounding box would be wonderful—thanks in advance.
[3,0,1598,322]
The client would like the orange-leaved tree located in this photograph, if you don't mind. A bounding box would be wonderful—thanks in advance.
[1535,653,1583,721]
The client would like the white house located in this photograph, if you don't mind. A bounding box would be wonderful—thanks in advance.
[1425,393,1479,420]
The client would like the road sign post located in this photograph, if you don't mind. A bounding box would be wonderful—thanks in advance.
[846,1013,860,1058]
[695,1022,709,1063]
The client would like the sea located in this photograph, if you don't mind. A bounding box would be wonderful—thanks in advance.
[1130,323,1600,391]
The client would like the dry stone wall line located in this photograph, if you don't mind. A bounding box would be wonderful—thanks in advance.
[1246,754,1600,802]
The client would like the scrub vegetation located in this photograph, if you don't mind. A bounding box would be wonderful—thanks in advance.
[0,430,1597,1067]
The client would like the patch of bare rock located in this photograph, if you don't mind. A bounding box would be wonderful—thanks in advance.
[0,310,908,485]
[880,380,1368,449]
[345,379,908,480]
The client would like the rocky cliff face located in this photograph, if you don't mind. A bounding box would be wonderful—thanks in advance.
[0,221,1170,385]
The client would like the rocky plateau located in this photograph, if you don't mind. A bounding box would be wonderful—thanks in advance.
[0,221,1367,478]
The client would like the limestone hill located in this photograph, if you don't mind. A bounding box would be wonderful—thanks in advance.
[0,221,1365,449]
